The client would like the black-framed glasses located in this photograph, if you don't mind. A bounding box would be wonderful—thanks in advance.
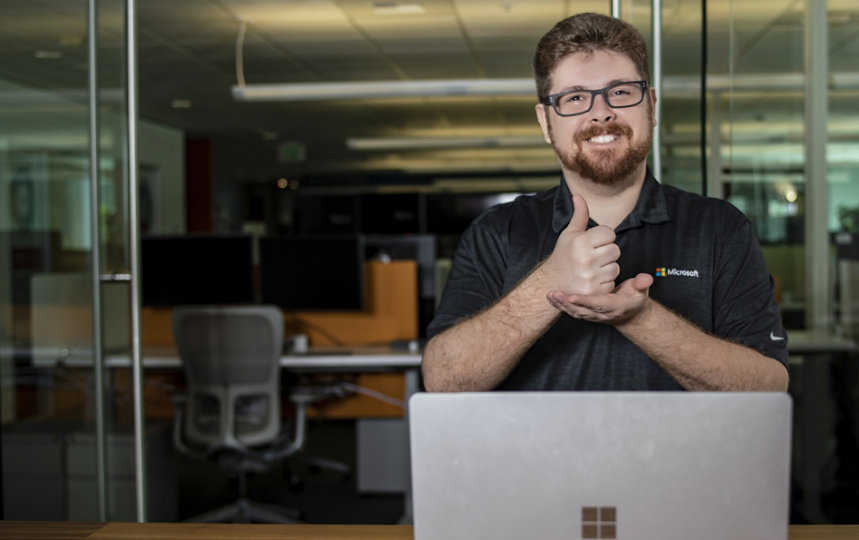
[540,80,648,117]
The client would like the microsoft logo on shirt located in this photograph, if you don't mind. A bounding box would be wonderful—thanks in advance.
[655,267,700,278]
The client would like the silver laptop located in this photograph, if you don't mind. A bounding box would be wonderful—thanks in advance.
[409,392,792,540]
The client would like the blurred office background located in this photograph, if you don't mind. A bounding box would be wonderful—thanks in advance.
[1,0,859,525]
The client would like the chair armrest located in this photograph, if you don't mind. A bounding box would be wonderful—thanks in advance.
[257,400,309,462]
[171,395,211,460]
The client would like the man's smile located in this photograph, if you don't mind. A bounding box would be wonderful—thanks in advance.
[577,123,633,146]
[586,134,620,144]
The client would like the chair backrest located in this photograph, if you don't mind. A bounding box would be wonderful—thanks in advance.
[172,305,284,449]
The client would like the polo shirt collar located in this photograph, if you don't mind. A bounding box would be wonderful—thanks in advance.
[551,168,671,234]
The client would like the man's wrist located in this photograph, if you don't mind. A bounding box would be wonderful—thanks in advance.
[615,295,657,332]
[530,259,562,296]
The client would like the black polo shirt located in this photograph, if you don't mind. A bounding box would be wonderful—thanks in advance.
[427,171,789,390]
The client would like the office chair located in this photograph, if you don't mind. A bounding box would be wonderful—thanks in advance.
[171,305,341,523]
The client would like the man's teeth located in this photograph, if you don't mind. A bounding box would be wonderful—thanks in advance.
[588,135,617,143]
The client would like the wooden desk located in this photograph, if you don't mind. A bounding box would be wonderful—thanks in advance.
[0,522,857,539]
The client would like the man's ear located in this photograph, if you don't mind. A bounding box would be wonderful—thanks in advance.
[535,103,553,144]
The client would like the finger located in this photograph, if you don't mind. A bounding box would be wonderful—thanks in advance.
[590,243,621,267]
[602,261,621,284]
[546,292,582,317]
[568,194,590,233]
[583,225,617,249]
[584,260,621,293]
[547,291,608,321]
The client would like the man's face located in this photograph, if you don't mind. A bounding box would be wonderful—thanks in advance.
[535,49,656,186]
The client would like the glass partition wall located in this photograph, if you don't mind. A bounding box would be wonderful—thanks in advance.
[623,0,859,524]
[652,0,859,335]
[0,0,149,521]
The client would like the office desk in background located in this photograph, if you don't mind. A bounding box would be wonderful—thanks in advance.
[0,522,857,539]
[19,345,421,370]
[28,345,423,409]
[101,345,423,370]
[26,345,422,424]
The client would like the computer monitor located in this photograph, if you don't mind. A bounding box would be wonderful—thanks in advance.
[140,234,255,306]
[258,234,365,311]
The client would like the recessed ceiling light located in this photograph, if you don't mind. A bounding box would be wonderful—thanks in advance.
[372,1,425,15]
[59,35,84,47]
[35,50,63,59]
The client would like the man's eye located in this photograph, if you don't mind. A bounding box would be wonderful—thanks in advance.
[562,93,586,103]
[611,88,632,96]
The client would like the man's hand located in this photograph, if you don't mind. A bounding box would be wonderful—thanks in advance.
[546,272,654,324]
[540,194,620,295]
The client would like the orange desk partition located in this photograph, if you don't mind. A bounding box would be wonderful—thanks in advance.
[138,259,419,419]
[283,259,418,347]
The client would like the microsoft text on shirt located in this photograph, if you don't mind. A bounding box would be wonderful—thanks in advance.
[655,267,700,278]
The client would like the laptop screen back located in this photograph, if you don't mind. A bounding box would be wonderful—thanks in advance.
[409,392,792,540]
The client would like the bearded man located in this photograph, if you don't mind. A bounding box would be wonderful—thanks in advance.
[421,12,789,392]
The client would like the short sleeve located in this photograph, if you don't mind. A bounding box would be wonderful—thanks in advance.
[426,212,509,340]
[712,207,789,369]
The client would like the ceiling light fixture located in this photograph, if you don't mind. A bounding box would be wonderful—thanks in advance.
[372,1,426,15]
[35,50,63,59]
[346,135,545,151]
[232,78,536,102]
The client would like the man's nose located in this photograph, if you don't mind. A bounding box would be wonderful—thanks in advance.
[588,92,615,122]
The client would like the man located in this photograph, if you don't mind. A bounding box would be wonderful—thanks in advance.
[421,12,789,393]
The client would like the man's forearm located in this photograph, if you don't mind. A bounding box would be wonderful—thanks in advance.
[615,299,789,391]
[422,265,562,392]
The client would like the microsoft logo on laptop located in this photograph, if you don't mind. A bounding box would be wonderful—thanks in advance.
[582,506,617,539]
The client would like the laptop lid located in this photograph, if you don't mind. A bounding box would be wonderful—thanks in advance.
[409,392,792,540]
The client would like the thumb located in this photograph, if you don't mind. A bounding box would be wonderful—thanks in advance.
[633,272,654,292]
[615,273,653,297]
[568,194,590,233]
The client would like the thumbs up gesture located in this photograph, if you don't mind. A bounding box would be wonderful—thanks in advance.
[540,194,655,325]
[541,194,620,296]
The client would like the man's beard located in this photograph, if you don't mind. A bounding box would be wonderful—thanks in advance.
[550,121,652,186]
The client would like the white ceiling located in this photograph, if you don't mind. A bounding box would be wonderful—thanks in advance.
[0,0,857,191]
